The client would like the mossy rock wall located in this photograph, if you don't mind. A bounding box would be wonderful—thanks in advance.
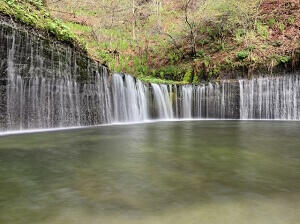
[0,18,111,130]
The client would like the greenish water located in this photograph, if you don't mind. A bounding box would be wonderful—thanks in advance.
[0,121,299,224]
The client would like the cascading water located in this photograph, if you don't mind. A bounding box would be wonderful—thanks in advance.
[6,65,113,130]
[151,83,173,119]
[179,81,239,119]
[1,22,113,131]
[239,75,300,120]
[0,22,300,132]
[181,85,193,118]
[110,75,299,121]
[112,74,148,122]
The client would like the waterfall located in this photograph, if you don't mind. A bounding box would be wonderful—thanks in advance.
[181,85,193,118]
[239,75,300,120]
[151,83,173,119]
[2,23,113,130]
[191,81,239,119]
[1,22,300,132]
[112,74,148,122]
[193,85,204,118]
[136,79,149,120]
[6,68,112,129]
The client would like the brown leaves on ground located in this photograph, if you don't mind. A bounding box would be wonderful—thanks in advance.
[51,10,90,26]
[259,0,300,65]
[260,0,299,15]
[260,0,300,42]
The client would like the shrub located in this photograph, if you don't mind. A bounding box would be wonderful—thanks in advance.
[279,56,291,64]
[236,51,249,60]
[183,67,193,83]
[256,22,269,39]
[192,74,199,84]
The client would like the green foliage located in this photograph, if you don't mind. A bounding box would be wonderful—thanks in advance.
[65,22,91,33]
[139,76,183,85]
[212,0,257,31]
[256,22,269,39]
[46,19,75,42]
[168,51,181,64]
[271,55,292,65]
[157,65,177,79]
[208,65,220,78]
[58,0,298,82]
[183,67,193,83]
[198,38,210,46]
[98,50,113,63]
[278,56,291,64]
[203,55,211,67]
[287,16,295,25]
[219,42,227,51]
[236,50,249,60]
[0,0,78,45]
[1,0,297,83]
[246,45,256,52]
[277,22,285,34]
[29,0,44,9]
[133,57,149,76]
[196,50,205,58]
[234,28,247,43]
[266,18,276,28]
[192,74,199,84]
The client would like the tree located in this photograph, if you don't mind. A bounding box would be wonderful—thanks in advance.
[181,0,207,58]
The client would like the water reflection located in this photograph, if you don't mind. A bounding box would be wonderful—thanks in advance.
[0,121,299,223]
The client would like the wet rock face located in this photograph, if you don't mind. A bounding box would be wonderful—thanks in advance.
[0,22,113,131]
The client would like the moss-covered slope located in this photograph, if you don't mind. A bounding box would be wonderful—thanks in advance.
[0,0,85,49]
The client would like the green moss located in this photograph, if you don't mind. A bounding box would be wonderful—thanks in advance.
[139,76,184,85]
[0,0,79,46]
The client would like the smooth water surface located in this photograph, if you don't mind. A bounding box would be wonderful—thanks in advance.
[0,121,299,224]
